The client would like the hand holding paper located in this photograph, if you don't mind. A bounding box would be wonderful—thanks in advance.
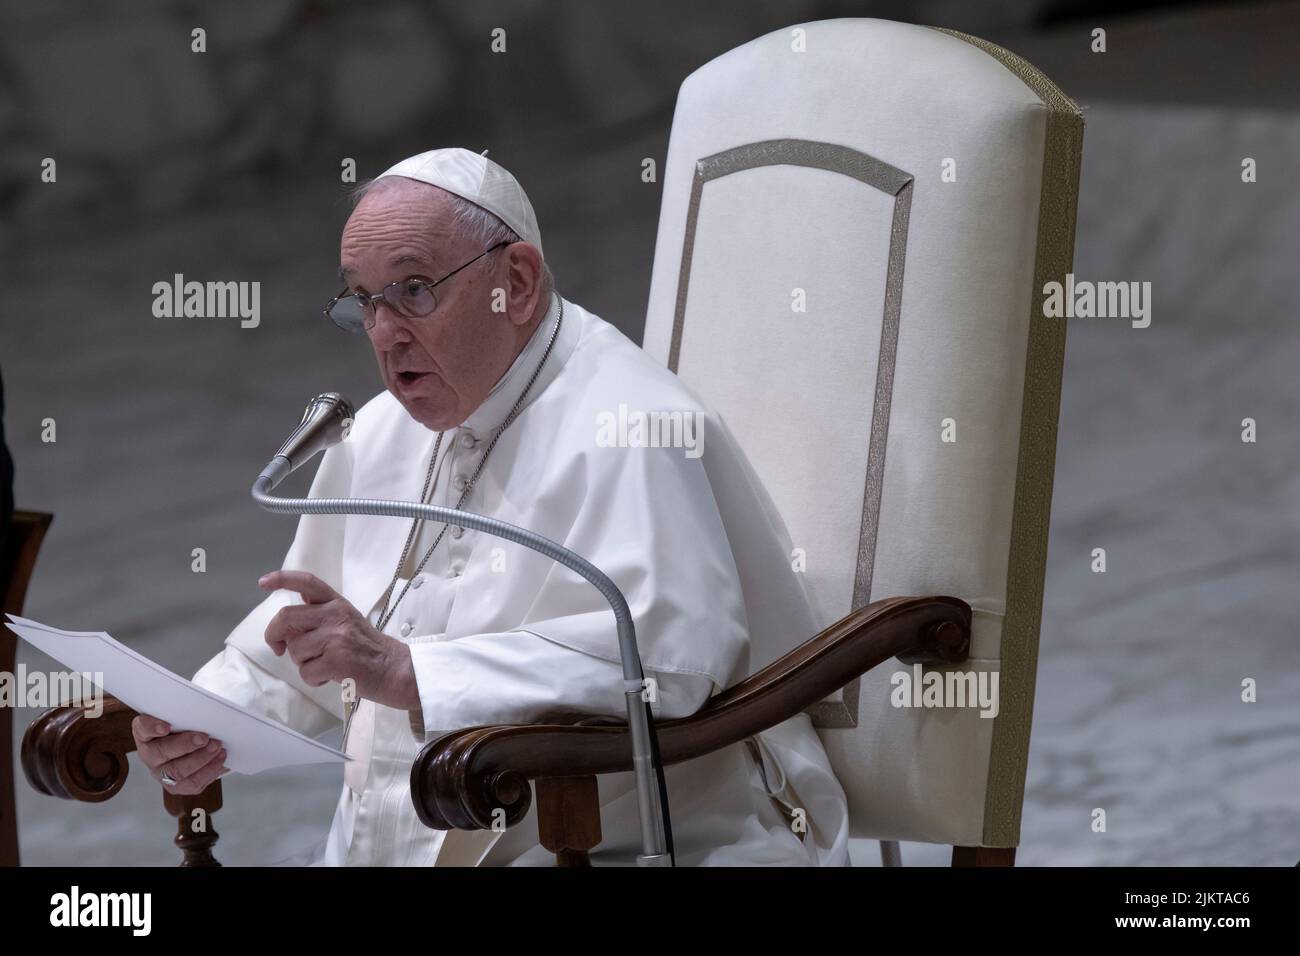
[6,613,347,776]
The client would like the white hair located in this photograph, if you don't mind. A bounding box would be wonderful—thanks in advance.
[351,177,555,300]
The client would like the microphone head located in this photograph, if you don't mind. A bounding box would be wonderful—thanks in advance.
[274,391,356,470]
[299,391,356,429]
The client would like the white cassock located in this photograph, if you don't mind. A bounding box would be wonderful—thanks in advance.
[193,291,850,866]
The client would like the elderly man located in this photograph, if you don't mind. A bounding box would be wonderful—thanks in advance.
[130,148,849,866]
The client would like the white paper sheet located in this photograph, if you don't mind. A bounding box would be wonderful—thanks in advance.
[6,613,347,775]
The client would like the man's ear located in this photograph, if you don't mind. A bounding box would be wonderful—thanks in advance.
[503,242,544,327]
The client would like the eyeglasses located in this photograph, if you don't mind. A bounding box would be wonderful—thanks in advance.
[325,240,511,333]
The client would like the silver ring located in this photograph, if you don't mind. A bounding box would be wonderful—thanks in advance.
[160,773,177,786]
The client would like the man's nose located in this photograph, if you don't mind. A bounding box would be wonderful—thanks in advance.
[366,299,411,348]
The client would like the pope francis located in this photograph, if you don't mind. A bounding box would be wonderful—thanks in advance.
[130,147,851,866]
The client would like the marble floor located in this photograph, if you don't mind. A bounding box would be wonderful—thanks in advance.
[5,100,1298,866]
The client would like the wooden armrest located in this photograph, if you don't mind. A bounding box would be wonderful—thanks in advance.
[411,595,970,833]
[22,694,223,865]
[22,695,138,802]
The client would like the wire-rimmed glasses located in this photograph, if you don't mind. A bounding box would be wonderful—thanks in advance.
[325,240,511,332]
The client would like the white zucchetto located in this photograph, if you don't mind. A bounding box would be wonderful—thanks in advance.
[375,148,544,258]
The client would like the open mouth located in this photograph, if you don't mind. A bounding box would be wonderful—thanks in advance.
[397,371,429,385]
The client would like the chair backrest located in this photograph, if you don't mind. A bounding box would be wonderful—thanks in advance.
[641,19,1082,848]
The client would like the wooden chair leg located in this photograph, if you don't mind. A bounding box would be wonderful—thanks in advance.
[952,845,1016,866]
[2,511,55,867]
[0,627,19,868]
[163,781,222,867]
[536,775,601,867]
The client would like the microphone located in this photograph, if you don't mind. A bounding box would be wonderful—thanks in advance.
[255,392,355,490]
[251,392,674,866]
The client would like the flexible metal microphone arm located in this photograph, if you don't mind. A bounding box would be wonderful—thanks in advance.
[250,471,673,867]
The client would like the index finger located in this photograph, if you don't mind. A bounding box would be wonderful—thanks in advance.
[258,570,338,605]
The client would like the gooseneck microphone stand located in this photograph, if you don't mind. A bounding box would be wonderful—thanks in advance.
[251,393,673,866]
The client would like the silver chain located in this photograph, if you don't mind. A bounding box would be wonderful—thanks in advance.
[342,295,564,748]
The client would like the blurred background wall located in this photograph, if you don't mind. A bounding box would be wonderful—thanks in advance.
[2,0,1297,864]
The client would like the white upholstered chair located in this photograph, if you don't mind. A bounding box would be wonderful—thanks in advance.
[640,18,1084,863]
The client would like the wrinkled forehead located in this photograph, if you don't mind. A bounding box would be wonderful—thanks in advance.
[340,178,463,276]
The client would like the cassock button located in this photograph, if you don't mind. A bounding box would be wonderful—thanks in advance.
[458,432,477,449]
[453,474,468,491]
[451,525,464,539]
[448,562,463,578]
[400,621,413,638]
[411,575,424,590]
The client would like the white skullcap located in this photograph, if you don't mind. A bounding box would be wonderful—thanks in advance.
[374,148,544,259]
